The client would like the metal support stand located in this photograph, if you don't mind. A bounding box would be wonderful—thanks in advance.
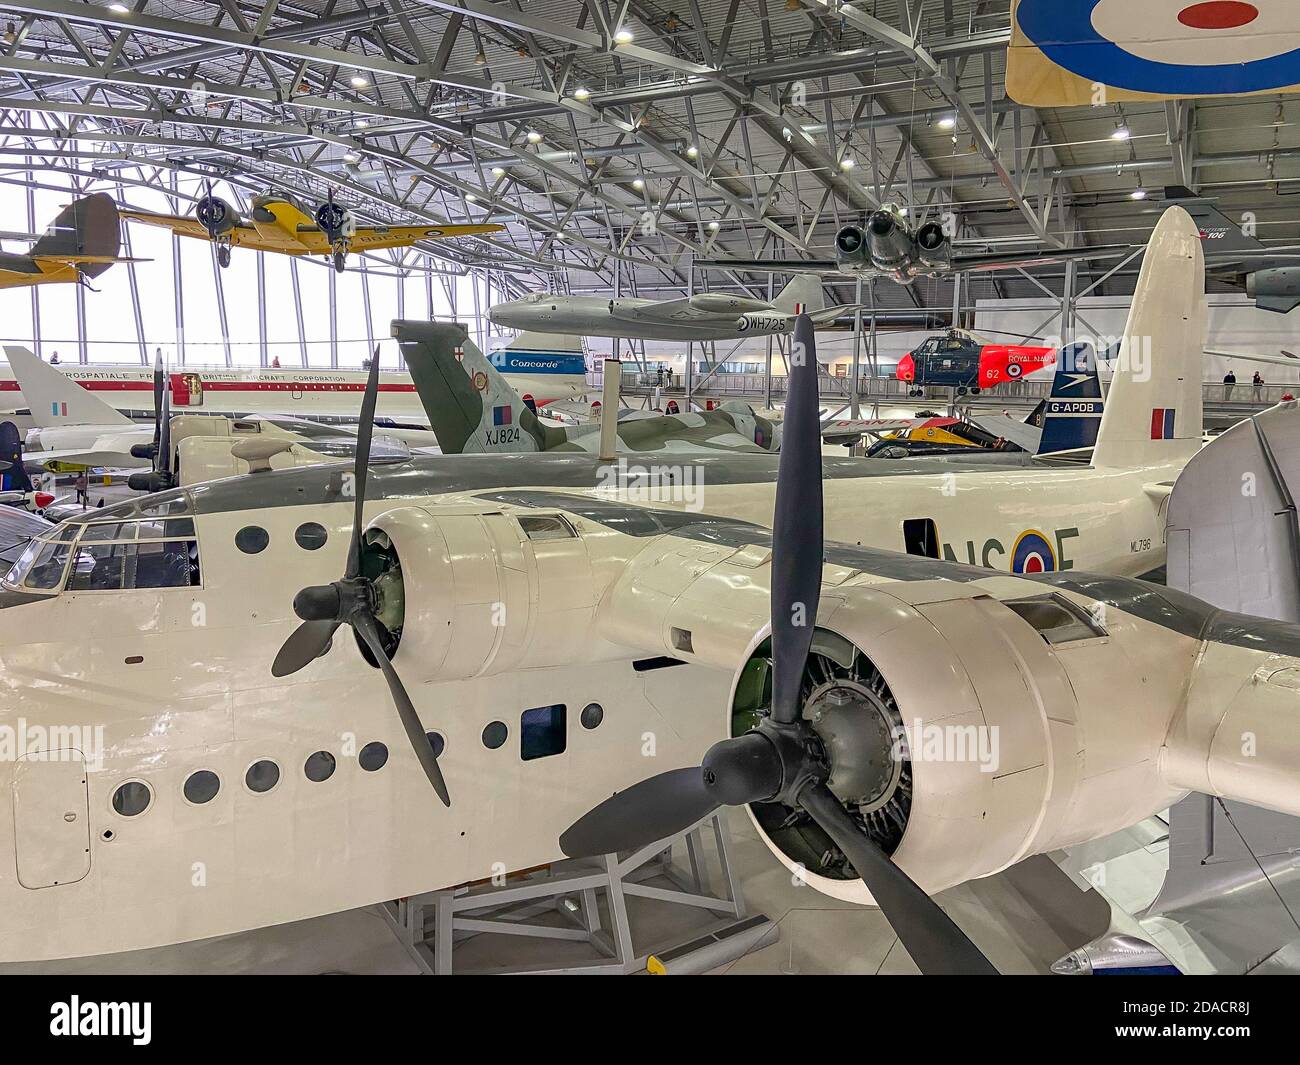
[377,812,759,975]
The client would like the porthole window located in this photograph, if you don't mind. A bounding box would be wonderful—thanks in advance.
[245,759,280,794]
[183,770,220,805]
[482,721,508,750]
[425,731,445,758]
[235,526,270,554]
[294,522,328,551]
[358,741,388,772]
[111,780,152,817]
[580,703,604,730]
[304,751,336,782]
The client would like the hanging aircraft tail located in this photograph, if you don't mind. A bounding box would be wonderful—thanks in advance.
[489,331,588,407]
[772,273,825,314]
[1091,205,1205,468]
[3,344,134,428]
[30,193,123,279]
[1036,342,1103,456]
[392,320,567,454]
[0,420,32,493]
[1163,186,1263,257]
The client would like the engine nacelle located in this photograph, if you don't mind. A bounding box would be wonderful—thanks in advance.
[864,208,913,268]
[368,505,622,683]
[834,224,869,267]
[915,221,951,269]
[314,200,356,243]
[723,584,1184,903]
[1246,268,1300,314]
[194,195,238,237]
[736,312,793,333]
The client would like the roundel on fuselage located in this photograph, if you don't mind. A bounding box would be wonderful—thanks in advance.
[1011,529,1057,573]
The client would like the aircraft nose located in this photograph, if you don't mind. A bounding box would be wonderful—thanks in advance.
[896,353,914,382]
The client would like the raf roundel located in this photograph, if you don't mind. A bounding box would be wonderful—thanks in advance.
[1017,0,1300,96]
[1011,530,1058,574]
[1005,363,1023,379]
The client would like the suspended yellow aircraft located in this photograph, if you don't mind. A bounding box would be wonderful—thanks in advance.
[121,189,505,272]
[0,193,140,290]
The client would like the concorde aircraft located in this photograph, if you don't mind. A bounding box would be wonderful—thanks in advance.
[0,204,1292,971]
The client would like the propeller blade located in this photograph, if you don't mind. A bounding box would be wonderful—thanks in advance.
[150,349,164,458]
[354,611,450,807]
[798,782,998,975]
[271,618,340,678]
[346,345,382,579]
[769,313,824,725]
[559,766,716,859]
[157,365,172,479]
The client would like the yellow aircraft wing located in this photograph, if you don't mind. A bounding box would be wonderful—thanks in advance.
[293,223,504,253]
[120,210,300,252]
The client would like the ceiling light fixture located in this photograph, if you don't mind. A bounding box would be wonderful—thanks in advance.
[614,28,634,44]
[632,177,645,190]
[491,166,506,177]
[1130,185,1147,200]
[343,152,360,164]
[350,75,369,88]
[107,2,129,12]
[474,50,487,65]
[707,220,720,230]
[526,130,543,144]
[466,193,477,202]
[685,144,699,158]
[839,157,855,171]
[573,86,590,101]
[936,115,956,130]
[1112,125,1131,141]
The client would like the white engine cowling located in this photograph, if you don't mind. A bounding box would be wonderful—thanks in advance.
[367,505,623,682]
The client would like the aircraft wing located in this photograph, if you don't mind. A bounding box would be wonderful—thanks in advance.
[820,415,957,442]
[120,210,221,242]
[301,223,504,253]
[26,441,150,470]
[693,257,846,276]
[608,297,720,324]
[1205,348,1300,370]
[967,412,1041,454]
[951,245,1131,273]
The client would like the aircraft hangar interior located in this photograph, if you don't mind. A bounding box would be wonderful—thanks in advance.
[0,0,1298,1016]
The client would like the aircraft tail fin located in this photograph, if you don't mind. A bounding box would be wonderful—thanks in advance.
[392,321,561,454]
[3,345,134,428]
[772,273,825,314]
[1036,342,1104,455]
[30,193,121,280]
[490,331,587,407]
[1091,205,1205,468]
[1164,185,1263,256]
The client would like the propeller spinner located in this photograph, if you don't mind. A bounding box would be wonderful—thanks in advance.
[270,347,451,807]
[558,314,997,976]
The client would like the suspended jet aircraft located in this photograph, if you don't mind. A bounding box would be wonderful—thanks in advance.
[0,193,140,291]
[1164,186,1300,315]
[488,274,842,341]
[696,203,1127,284]
[0,206,1260,969]
[120,188,504,271]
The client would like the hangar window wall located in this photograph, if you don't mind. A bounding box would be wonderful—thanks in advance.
[0,175,494,369]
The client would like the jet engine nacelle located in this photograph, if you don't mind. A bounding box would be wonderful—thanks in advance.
[314,200,356,242]
[194,195,238,237]
[1246,268,1300,314]
[834,224,870,267]
[915,221,951,269]
[367,505,622,683]
[736,312,793,333]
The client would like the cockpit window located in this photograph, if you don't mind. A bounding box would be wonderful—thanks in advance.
[20,538,73,590]
[3,517,201,593]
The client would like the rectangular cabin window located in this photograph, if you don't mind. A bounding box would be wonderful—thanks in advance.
[67,539,200,591]
[520,704,567,761]
[902,518,939,559]
[518,515,576,541]
[1002,594,1107,645]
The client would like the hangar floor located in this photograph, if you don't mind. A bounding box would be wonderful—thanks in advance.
[0,808,1167,975]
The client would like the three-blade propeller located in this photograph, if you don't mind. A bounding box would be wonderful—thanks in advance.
[270,346,450,807]
[558,314,997,976]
